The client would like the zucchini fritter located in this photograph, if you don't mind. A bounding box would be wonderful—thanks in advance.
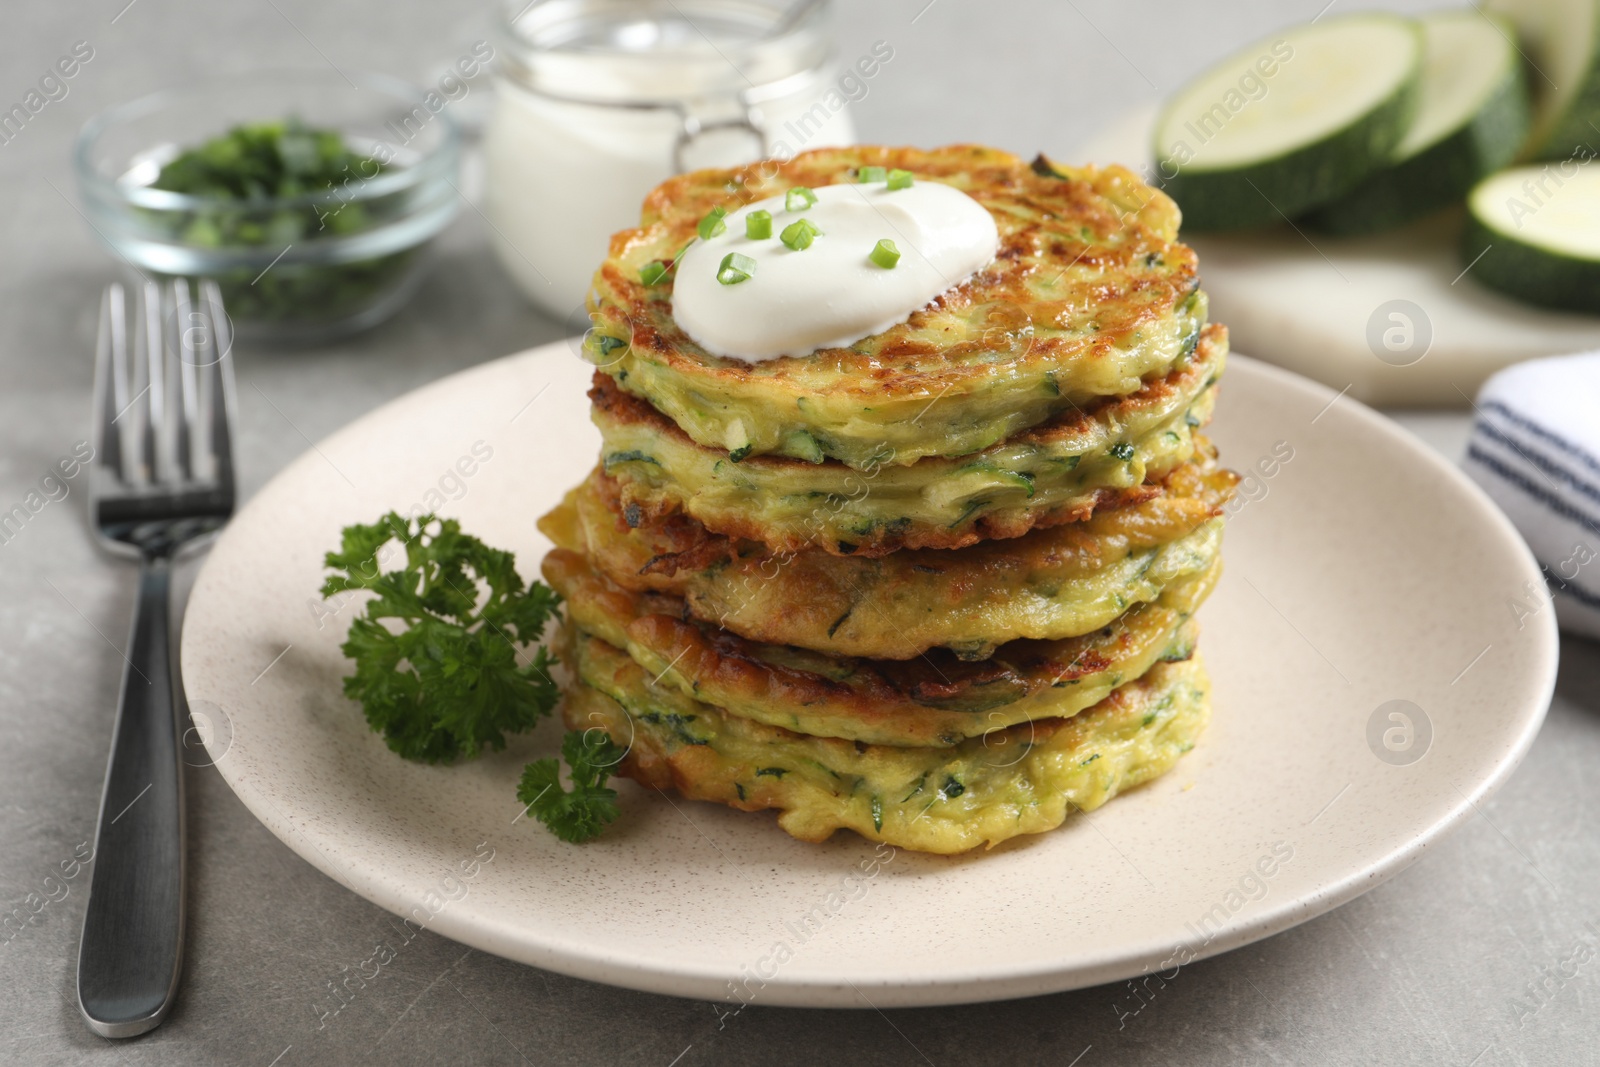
[540,455,1235,660]
[544,546,1215,747]
[585,145,1206,469]
[562,625,1210,854]
[593,324,1225,557]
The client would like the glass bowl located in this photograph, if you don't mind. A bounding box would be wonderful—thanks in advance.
[75,69,462,344]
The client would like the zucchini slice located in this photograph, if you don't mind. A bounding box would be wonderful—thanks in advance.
[1304,11,1529,235]
[1461,165,1600,312]
[1487,0,1600,160]
[1153,13,1423,230]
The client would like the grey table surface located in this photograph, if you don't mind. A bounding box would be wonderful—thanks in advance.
[3,1,1596,1064]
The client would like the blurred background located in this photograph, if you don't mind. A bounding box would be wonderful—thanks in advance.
[3,1,1596,1064]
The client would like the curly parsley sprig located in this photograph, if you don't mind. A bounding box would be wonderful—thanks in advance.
[320,513,625,842]
[517,730,626,844]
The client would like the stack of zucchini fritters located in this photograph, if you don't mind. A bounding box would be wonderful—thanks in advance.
[540,146,1237,854]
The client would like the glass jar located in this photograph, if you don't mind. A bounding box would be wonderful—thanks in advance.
[483,0,855,321]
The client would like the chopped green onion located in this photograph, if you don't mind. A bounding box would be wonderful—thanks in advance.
[698,206,728,240]
[869,238,900,269]
[717,252,756,285]
[858,166,887,183]
[781,218,822,251]
[745,209,773,240]
[786,186,817,212]
[639,239,695,286]
[887,169,914,190]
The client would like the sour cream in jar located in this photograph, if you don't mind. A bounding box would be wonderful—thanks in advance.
[483,0,859,322]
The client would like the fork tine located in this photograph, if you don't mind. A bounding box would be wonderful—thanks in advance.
[198,280,236,494]
[132,280,163,485]
[94,285,129,484]
[192,287,214,484]
[167,280,198,482]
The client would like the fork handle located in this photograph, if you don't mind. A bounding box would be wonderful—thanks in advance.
[77,556,186,1038]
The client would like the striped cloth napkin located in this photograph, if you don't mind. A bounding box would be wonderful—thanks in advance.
[1464,353,1600,640]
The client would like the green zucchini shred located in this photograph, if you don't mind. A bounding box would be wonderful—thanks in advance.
[603,450,660,471]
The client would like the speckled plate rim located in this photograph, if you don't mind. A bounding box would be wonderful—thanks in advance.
[182,342,1559,1008]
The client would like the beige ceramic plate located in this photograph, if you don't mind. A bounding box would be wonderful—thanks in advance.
[1075,103,1600,406]
[181,341,1557,1008]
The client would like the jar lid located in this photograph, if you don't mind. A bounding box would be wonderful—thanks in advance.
[494,0,831,105]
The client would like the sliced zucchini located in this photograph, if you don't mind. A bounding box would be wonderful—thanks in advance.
[1153,13,1423,230]
[783,429,826,464]
[1487,0,1600,160]
[1461,165,1600,311]
[1304,11,1529,235]
[921,464,1033,512]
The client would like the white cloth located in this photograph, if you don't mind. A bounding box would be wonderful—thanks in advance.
[1464,352,1600,641]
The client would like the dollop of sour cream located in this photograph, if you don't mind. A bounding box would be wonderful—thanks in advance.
[670,180,1000,362]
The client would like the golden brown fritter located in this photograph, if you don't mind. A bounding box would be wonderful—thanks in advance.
[543,546,1216,747]
[584,144,1206,469]
[539,453,1236,660]
[592,324,1225,556]
[561,624,1210,854]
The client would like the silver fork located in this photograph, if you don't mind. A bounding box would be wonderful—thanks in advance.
[77,278,236,1039]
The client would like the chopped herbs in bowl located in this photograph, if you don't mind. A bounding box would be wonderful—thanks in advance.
[75,70,461,343]
[143,119,424,331]
[150,119,390,244]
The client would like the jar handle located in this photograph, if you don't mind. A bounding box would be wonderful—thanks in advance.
[672,104,770,175]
